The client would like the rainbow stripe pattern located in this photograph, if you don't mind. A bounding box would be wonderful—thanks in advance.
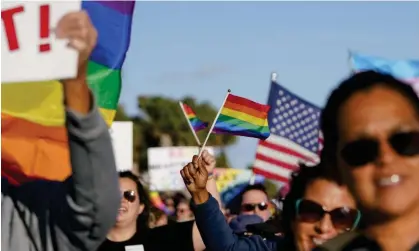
[1,1,135,184]
[350,52,419,94]
[181,103,208,132]
[213,94,271,140]
[149,191,172,215]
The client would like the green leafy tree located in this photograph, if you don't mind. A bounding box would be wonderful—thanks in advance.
[216,150,231,168]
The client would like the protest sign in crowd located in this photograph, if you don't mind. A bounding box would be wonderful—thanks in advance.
[2,1,419,251]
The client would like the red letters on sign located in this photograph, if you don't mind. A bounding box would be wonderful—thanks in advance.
[39,5,50,52]
[1,6,24,51]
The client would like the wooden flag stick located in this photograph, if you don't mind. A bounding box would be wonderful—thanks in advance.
[198,89,231,157]
[179,101,201,146]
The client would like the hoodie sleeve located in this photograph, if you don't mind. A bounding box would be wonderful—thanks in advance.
[192,194,277,251]
[52,104,120,251]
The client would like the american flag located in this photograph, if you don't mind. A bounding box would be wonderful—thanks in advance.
[252,81,323,183]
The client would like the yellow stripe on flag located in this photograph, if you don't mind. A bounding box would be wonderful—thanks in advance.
[2,80,116,126]
[221,107,268,127]
[2,80,64,126]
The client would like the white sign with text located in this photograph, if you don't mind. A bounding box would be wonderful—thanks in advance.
[1,1,81,83]
[110,122,134,172]
[147,146,215,191]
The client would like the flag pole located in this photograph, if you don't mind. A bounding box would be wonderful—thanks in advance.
[179,101,202,146]
[347,49,354,74]
[271,72,277,83]
[198,89,231,157]
[249,173,256,185]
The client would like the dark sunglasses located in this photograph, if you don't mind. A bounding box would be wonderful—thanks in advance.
[341,131,419,167]
[296,199,360,231]
[241,202,269,212]
[122,190,136,203]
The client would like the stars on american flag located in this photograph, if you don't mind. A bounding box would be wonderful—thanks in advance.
[252,81,323,183]
[269,89,321,153]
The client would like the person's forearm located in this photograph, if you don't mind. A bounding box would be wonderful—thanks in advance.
[64,76,120,249]
[192,179,221,251]
[191,190,210,205]
[62,66,91,115]
[206,178,222,208]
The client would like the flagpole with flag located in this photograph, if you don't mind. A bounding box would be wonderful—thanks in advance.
[179,101,202,146]
[199,89,231,156]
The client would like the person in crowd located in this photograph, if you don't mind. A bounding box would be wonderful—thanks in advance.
[149,207,169,228]
[239,184,272,222]
[229,214,264,236]
[176,197,195,222]
[1,11,120,251]
[317,71,419,251]
[181,158,360,251]
[162,194,176,216]
[98,150,220,251]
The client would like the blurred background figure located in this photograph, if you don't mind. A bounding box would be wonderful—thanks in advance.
[176,197,194,222]
[239,184,272,222]
[229,214,264,236]
[149,207,169,228]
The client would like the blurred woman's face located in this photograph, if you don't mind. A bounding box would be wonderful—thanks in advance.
[176,201,193,222]
[292,179,357,251]
[337,86,419,218]
[165,198,175,215]
[116,178,144,227]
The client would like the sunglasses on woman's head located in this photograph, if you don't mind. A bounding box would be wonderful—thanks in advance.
[295,199,360,231]
[341,131,419,167]
[241,202,269,212]
[122,190,136,203]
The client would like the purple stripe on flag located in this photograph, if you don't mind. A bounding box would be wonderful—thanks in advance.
[93,1,135,15]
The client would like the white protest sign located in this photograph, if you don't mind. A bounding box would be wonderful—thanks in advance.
[109,122,134,172]
[1,1,81,83]
[147,146,215,191]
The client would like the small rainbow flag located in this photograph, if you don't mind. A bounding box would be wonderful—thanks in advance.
[213,93,271,140]
[180,102,208,132]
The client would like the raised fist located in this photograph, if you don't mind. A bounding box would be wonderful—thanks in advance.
[180,155,208,194]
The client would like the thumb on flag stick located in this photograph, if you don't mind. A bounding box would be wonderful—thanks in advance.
[198,89,231,157]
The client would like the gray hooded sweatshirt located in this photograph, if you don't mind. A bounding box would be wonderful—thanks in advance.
[1,105,120,251]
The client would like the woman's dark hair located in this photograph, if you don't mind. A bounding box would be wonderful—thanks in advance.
[320,70,419,165]
[280,163,341,249]
[119,171,152,230]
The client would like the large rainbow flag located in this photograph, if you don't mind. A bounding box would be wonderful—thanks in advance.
[350,52,419,94]
[1,1,136,185]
